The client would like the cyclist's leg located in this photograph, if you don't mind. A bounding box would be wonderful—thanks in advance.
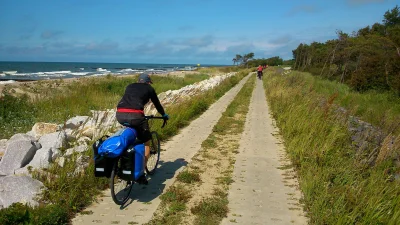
[144,140,150,164]
[136,120,152,165]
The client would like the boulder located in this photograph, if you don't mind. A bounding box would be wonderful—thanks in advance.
[51,148,61,161]
[80,126,95,139]
[0,140,38,175]
[30,122,59,139]
[65,145,88,157]
[0,148,4,161]
[77,136,91,146]
[7,133,37,144]
[65,116,89,129]
[56,157,66,168]
[26,147,53,169]
[14,167,30,176]
[0,140,6,160]
[38,131,67,149]
[75,155,90,175]
[0,175,44,208]
[90,109,117,128]
[64,128,77,142]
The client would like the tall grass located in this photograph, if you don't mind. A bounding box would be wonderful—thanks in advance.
[298,72,400,135]
[263,69,400,224]
[0,69,251,224]
[0,73,210,139]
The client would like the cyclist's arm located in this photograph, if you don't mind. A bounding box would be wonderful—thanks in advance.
[150,88,166,115]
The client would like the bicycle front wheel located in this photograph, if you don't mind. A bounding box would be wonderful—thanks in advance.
[110,158,133,205]
[146,131,160,175]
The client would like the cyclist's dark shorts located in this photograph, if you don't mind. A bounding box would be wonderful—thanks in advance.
[116,112,151,142]
[257,71,263,76]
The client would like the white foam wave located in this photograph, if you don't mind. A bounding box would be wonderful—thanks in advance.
[2,71,18,75]
[44,71,71,74]
[70,72,89,76]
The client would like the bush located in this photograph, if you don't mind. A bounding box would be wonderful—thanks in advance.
[0,203,30,225]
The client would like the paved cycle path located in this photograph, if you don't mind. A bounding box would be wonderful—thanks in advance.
[72,73,251,225]
[221,79,308,224]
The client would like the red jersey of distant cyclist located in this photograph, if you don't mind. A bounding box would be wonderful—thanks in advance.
[257,66,263,71]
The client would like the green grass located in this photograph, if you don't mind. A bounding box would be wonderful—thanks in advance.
[176,170,201,184]
[288,71,400,135]
[191,197,229,225]
[264,69,400,224]
[146,185,191,225]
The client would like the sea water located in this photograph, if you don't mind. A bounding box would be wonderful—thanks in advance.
[0,61,222,81]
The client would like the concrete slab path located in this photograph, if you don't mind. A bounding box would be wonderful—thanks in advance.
[72,73,251,225]
[221,78,308,225]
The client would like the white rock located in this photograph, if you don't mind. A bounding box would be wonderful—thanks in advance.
[65,145,88,157]
[74,155,90,174]
[30,122,59,139]
[57,157,65,167]
[0,175,44,208]
[65,116,89,129]
[0,140,6,160]
[14,167,30,176]
[7,133,37,145]
[51,148,61,161]
[77,136,91,145]
[0,140,38,176]
[64,128,77,142]
[80,126,95,139]
[38,131,67,149]
[25,147,53,169]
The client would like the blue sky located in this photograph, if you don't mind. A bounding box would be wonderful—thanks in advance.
[0,0,397,64]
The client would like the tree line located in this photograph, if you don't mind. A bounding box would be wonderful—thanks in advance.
[233,54,292,67]
[292,5,400,94]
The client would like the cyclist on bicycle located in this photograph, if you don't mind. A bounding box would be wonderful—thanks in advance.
[257,65,263,79]
[116,73,169,184]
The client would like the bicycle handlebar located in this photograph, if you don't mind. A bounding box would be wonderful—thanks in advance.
[144,115,168,128]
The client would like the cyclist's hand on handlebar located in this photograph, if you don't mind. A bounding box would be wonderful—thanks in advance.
[162,113,170,120]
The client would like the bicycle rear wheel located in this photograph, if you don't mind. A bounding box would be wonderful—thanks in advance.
[110,157,133,205]
[146,131,160,175]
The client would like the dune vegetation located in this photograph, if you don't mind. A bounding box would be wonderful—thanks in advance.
[263,68,400,224]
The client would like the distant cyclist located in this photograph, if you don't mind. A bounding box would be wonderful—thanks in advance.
[257,65,263,80]
[116,73,169,184]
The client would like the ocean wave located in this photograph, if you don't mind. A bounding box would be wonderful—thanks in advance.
[44,71,71,74]
[70,72,89,76]
[2,71,18,75]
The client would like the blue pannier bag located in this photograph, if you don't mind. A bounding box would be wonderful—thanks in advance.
[98,128,137,158]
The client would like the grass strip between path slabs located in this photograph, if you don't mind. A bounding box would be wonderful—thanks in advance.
[146,74,256,225]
